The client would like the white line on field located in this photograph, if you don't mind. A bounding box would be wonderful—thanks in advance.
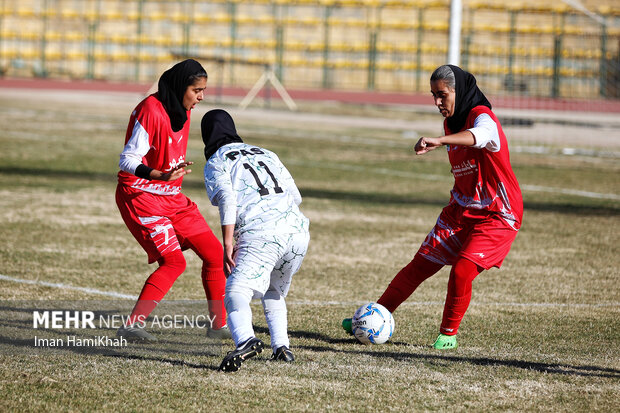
[1,273,618,309]
[287,160,620,201]
[0,274,137,300]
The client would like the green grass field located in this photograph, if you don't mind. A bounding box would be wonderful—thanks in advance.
[0,88,618,412]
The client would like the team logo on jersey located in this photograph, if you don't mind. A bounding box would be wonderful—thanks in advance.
[452,159,478,177]
[225,147,265,160]
[168,136,172,144]
[165,155,186,172]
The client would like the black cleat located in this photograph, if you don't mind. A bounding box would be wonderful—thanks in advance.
[271,346,295,362]
[218,337,265,372]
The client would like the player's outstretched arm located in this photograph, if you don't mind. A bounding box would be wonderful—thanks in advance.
[414,137,443,154]
[414,131,476,155]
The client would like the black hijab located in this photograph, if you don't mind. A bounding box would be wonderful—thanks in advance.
[446,65,492,133]
[201,109,244,161]
[157,59,207,132]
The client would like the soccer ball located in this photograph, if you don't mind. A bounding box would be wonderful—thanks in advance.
[351,302,395,345]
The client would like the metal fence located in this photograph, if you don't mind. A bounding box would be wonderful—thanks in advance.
[1,0,619,100]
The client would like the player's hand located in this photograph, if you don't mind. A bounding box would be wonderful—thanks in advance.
[160,161,193,181]
[223,244,236,277]
[414,137,442,155]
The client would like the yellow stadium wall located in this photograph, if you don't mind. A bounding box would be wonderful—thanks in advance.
[1,0,618,99]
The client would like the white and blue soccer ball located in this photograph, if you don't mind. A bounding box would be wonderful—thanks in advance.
[352,302,395,345]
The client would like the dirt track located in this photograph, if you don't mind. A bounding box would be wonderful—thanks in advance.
[1,79,619,150]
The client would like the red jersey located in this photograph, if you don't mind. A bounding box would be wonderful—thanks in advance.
[444,106,523,230]
[117,94,191,195]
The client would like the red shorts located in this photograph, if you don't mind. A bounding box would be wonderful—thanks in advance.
[417,203,519,270]
[116,184,213,263]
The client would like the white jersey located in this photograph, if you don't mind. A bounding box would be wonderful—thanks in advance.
[204,143,309,239]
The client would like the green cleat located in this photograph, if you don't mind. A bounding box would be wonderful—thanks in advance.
[342,318,353,335]
[433,333,458,350]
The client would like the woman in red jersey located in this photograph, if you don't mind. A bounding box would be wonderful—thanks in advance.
[115,59,229,341]
[344,65,523,349]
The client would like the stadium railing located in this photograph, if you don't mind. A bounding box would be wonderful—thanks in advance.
[0,0,618,101]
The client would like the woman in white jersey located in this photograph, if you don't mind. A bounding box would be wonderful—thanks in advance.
[202,109,310,372]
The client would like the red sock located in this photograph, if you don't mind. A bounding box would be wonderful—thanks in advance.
[127,249,186,326]
[186,232,227,329]
[202,266,226,329]
[377,254,443,313]
[440,258,483,335]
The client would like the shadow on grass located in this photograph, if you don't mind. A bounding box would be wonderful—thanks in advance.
[104,353,218,370]
[298,187,447,207]
[254,327,620,379]
[245,326,620,380]
[295,341,620,379]
[0,166,116,183]
[1,316,618,378]
[255,325,410,346]
[1,166,618,215]
[298,187,620,216]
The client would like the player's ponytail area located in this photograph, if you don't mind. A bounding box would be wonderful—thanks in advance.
[0,86,618,411]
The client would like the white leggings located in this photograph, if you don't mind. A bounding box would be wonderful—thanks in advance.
[224,231,309,351]
[225,285,289,351]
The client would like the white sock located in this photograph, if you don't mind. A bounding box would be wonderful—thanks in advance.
[262,289,289,351]
[224,286,255,347]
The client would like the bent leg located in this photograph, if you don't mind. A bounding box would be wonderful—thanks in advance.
[185,231,227,329]
[440,257,483,335]
[127,249,186,325]
[377,253,443,313]
[264,232,309,350]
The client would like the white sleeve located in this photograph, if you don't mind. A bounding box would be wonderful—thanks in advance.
[119,119,151,174]
[271,152,302,205]
[468,113,500,152]
[288,184,302,206]
[281,167,302,206]
[204,158,237,226]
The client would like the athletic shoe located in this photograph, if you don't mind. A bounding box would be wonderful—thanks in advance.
[271,346,295,362]
[207,324,232,340]
[218,337,265,372]
[341,318,353,335]
[433,333,458,350]
[116,324,157,342]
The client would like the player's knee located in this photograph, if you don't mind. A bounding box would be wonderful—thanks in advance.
[451,258,482,284]
[263,289,283,302]
[202,242,224,266]
[159,249,187,274]
[224,286,253,311]
[190,232,224,266]
[202,261,224,277]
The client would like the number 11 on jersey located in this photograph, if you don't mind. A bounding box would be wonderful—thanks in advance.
[243,162,284,196]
